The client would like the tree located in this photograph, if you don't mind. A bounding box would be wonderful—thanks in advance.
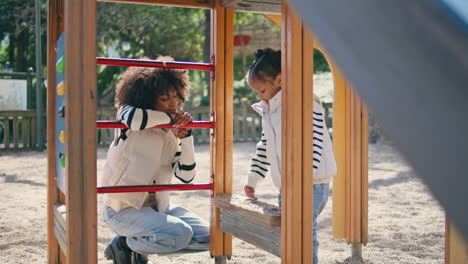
[96,3,208,106]
[0,0,47,72]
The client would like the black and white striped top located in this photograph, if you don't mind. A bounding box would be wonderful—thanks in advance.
[249,110,325,180]
[116,105,195,183]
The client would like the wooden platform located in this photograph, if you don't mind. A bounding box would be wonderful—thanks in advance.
[214,194,281,257]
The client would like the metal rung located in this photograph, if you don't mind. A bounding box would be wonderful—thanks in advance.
[97,57,214,72]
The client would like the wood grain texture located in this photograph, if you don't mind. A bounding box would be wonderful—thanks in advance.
[214,194,281,226]
[47,0,62,262]
[281,2,313,263]
[220,210,281,257]
[64,0,97,263]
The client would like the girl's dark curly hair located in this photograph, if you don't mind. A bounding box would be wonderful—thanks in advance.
[115,56,190,110]
[247,48,281,81]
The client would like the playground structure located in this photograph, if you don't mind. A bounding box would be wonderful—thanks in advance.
[46,0,467,263]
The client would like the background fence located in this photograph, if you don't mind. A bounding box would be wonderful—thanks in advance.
[0,110,45,150]
[0,102,333,151]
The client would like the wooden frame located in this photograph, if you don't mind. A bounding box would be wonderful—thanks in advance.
[45,0,374,263]
[209,1,234,261]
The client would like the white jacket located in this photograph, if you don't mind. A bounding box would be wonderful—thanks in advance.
[101,105,196,213]
[247,90,337,189]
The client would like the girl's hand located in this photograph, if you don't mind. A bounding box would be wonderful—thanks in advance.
[172,128,191,138]
[172,112,192,127]
[244,185,256,198]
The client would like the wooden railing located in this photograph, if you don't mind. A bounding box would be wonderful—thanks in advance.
[0,110,45,151]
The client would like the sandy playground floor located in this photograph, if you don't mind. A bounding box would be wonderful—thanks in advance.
[0,142,445,263]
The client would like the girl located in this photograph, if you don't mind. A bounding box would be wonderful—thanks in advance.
[244,48,337,264]
[101,58,209,264]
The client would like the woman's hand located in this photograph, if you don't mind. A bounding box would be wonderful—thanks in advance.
[244,185,256,198]
[172,128,191,138]
[171,112,192,127]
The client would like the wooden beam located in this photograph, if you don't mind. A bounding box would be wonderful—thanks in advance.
[331,64,347,239]
[232,0,281,14]
[214,194,281,226]
[47,0,63,262]
[281,2,313,263]
[446,218,468,264]
[54,204,67,256]
[64,0,97,263]
[209,2,234,259]
[97,0,215,9]
[263,14,281,27]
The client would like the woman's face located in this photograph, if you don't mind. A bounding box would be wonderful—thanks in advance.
[248,74,281,101]
[154,88,180,114]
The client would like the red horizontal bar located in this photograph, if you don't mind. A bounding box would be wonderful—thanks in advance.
[96,120,214,129]
[97,183,213,194]
[97,57,214,72]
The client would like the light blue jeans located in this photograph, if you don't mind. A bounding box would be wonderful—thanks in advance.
[278,183,330,264]
[103,205,210,255]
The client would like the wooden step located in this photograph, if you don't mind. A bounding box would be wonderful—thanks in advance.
[214,194,281,257]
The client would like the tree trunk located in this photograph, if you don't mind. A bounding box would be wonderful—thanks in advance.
[15,28,28,72]
[8,34,16,70]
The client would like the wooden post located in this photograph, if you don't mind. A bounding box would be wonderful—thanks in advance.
[47,0,63,262]
[64,0,97,263]
[210,1,234,261]
[281,2,314,263]
[446,217,468,264]
[332,66,368,245]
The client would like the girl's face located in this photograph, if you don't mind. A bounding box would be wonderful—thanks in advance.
[248,74,281,101]
[154,88,180,114]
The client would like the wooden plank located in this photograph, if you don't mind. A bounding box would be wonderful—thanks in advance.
[21,117,27,148]
[331,65,347,239]
[220,210,281,257]
[31,116,36,149]
[46,2,61,263]
[64,0,97,263]
[302,27,314,264]
[54,204,67,256]
[12,117,19,149]
[97,0,214,9]
[281,2,313,263]
[361,103,369,243]
[446,219,468,264]
[210,2,231,258]
[234,0,281,14]
[354,90,362,242]
[221,0,242,7]
[54,224,67,256]
[223,7,234,257]
[214,194,281,226]
[4,117,10,149]
[221,209,281,242]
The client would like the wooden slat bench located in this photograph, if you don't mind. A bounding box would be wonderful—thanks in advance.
[214,194,281,257]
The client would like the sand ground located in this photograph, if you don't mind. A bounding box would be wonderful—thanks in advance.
[0,142,445,263]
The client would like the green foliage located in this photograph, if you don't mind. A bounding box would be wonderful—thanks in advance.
[0,0,47,72]
[314,49,330,73]
[96,3,209,106]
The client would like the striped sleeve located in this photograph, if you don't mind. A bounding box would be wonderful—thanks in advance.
[313,101,325,172]
[172,136,196,183]
[246,133,270,188]
[118,105,173,131]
